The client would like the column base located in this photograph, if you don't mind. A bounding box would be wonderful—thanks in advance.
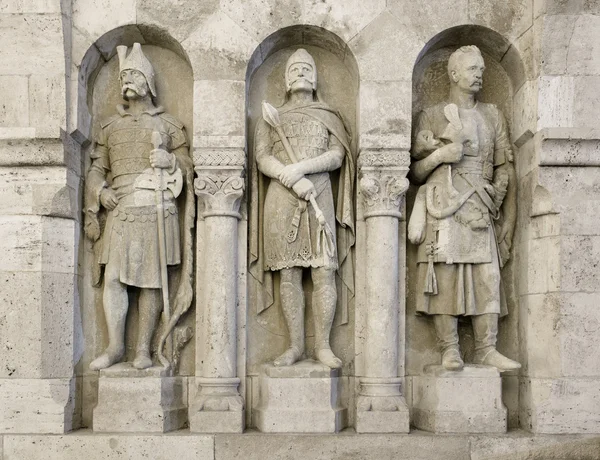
[412,364,507,433]
[0,378,76,433]
[355,377,410,433]
[189,377,244,433]
[254,360,346,433]
[92,363,187,433]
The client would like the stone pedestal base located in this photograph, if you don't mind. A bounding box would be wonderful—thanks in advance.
[93,363,187,433]
[412,364,507,433]
[189,377,244,433]
[356,377,410,433]
[254,360,346,433]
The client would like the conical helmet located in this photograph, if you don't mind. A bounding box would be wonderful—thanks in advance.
[116,43,157,97]
[285,48,317,91]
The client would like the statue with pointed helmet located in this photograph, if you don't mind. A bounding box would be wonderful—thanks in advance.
[407,45,520,373]
[250,48,355,369]
[84,43,195,372]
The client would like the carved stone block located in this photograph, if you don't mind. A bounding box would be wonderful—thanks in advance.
[412,365,507,433]
[92,363,187,433]
[254,361,346,433]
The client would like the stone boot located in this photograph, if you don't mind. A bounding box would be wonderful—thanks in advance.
[472,314,521,372]
[312,285,342,369]
[273,281,305,367]
[433,315,464,371]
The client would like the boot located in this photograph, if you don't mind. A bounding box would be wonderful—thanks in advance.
[433,315,464,371]
[312,285,341,369]
[472,314,520,372]
[273,281,305,367]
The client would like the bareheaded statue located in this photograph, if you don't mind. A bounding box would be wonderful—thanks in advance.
[250,48,355,369]
[408,45,520,372]
[84,43,194,371]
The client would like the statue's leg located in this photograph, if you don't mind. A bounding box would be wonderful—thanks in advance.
[273,267,305,367]
[133,288,162,369]
[89,250,128,371]
[311,268,341,369]
[472,314,520,372]
[433,314,464,371]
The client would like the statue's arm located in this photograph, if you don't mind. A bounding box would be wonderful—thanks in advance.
[84,143,110,241]
[255,121,286,180]
[410,144,462,183]
[295,134,344,175]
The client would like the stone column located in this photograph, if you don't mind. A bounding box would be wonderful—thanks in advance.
[356,150,410,433]
[189,150,245,433]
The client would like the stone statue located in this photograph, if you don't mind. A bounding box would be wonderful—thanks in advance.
[408,45,520,372]
[84,43,195,371]
[249,48,355,369]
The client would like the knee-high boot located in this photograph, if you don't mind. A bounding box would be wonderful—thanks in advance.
[312,285,342,368]
[472,314,520,372]
[433,314,464,371]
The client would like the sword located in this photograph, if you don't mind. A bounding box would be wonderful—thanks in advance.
[151,130,173,368]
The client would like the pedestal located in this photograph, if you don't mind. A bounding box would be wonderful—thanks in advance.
[412,364,507,433]
[92,363,187,433]
[254,360,346,433]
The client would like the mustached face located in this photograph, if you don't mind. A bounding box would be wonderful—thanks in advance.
[450,53,485,94]
[120,69,149,100]
[287,62,315,92]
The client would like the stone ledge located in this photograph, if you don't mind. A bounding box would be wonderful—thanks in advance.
[1,430,599,460]
[536,128,600,166]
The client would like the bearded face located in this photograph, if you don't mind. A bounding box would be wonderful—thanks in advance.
[120,69,150,100]
[450,53,485,95]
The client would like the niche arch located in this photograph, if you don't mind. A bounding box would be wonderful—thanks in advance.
[406,25,528,428]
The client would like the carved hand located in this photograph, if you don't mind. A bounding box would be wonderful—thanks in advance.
[100,187,119,210]
[292,177,316,201]
[150,148,175,170]
[435,143,464,164]
[415,130,442,153]
[278,163,305,188]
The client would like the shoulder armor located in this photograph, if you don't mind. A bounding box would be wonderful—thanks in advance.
[159,113,184,130]
[100,114,121,129]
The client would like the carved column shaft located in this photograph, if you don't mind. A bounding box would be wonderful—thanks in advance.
[190,150,246,433]
[356,150,410,433]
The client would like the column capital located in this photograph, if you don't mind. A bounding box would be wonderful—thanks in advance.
[358,149,410,219]
[194,166,245,219]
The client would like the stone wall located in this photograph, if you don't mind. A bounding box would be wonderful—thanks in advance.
[1,0,600,457]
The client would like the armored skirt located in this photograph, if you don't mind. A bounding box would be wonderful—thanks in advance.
[263,171,338,271]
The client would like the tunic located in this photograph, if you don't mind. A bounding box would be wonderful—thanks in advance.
[413,102,512,316]
[86,105,188,289]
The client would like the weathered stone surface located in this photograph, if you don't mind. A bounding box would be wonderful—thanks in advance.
[29,74,66,138]
[388,0,469,44]
[470,432,600,460]
[255,363,345,433]
[194,80,245,138]
[538,76,574,129]
[541,14,577,76]
[216,432,471,460]
[566,15,600,76]
[0,166,77,219]
[348,11,423,82]
[0,76,29,127]
[0,378,76,433]
[512,80,537,144]
[137,0,218,43]
[0,14,64,75]
[72,0,136,43]
[93,366,188,433]
[413,366,507,433]
[301,0,386,43]
[521,378,600,433]
[573,76,600,128]
[538,129,600,167]
[182,12,258,80]
[3,433,214,459]
[469,0,533,41]
[359,80,411,150]
[0,270,78,379]
[0,0,61,13]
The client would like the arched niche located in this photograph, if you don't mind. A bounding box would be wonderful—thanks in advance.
[75,26,194,428]
[406,25,526,429]
[244,25,359,408]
